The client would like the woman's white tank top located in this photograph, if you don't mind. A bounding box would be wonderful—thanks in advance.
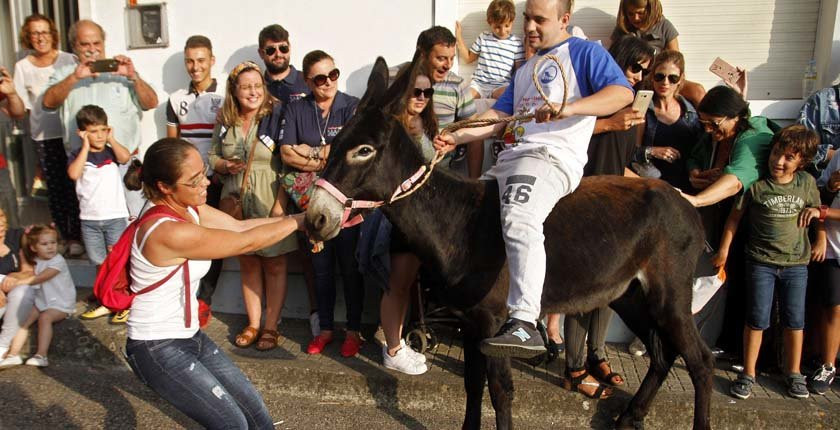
[127,207,211,340]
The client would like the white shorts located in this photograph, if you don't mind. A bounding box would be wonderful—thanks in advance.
[469,80,507,99]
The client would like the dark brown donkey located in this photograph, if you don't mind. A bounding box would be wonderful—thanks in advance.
[305,56,713,430]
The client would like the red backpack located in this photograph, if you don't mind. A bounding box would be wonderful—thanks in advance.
[94,205,194,327]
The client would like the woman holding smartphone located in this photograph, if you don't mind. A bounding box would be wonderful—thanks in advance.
[634,50,703,192]
[209,61,297,351]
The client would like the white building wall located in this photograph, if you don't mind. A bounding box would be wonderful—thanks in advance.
[79,0,434,156]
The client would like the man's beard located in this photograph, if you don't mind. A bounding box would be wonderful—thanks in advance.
[265,60,289,75]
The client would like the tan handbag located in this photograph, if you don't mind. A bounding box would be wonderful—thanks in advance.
[219,135,258,220]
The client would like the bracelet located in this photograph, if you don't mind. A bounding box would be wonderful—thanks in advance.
[644,146,653,163]
[819,204,829,222]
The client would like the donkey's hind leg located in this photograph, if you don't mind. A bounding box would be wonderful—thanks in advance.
[656,304,714,430]
[611,295,678,430]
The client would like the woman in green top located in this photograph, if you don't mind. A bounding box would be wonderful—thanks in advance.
[209,61,297,352]
[683,86,775,208]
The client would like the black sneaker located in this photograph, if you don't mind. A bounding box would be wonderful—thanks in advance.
[787,373,810,399]
[808,364,836,395]
[480,318,546,358]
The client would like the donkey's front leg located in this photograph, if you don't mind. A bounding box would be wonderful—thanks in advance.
[487,355,514,429]
[462,334,487,430]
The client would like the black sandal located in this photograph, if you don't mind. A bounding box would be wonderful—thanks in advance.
[564,368,612,399]
[587,357,625,386]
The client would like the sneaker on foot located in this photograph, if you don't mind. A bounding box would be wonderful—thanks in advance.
[383,346,428,375]
[0,355,23,369]
[340,336,363,358]
[787,373,810,399]
[307,334,333,355]
[309,311,321,337]
[110,309,130,324]
[25,355,48,367]
[479,318,546,359]
[400,339,426,363]
[808,364,836,395]
[629,337,647,357]
[730,372,754,400]
[81,305,111,320]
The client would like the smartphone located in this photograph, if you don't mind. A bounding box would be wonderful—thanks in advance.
[632,90,653,113]
[90,59,119,73]
[709,57,740,86]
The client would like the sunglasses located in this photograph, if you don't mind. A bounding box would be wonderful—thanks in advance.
[629,62,648,75]
[178,163,211,188]
[262,44,289,56]
[699,117,728,131]
[309,68,340,87]
[411,87,434,99]
[653,73,681,84]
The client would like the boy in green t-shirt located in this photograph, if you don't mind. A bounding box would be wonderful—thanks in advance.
[713,125,827,400]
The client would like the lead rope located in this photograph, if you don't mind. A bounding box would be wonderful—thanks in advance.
[388,54,567,204]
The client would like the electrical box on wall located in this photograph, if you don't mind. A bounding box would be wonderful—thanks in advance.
[125,3,168,49]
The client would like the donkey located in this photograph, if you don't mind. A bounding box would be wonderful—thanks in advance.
[305,57,714,430]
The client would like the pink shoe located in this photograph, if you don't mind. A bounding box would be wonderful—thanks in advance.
[307,334,333,355]
[341,336,363,357]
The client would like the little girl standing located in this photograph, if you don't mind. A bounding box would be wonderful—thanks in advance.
[0,225,76,368]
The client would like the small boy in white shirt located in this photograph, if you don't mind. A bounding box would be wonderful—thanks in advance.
[456,0,525,100]
[66,105,131,266]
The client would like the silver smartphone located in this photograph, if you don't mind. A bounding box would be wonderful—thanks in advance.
[632,90,654,113]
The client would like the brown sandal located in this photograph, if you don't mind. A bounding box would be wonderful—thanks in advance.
[587,357,625,386]
[256,329,280,351]
[235,326,259,348]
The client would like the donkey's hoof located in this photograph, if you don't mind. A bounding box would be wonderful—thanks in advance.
[614,417,644,430]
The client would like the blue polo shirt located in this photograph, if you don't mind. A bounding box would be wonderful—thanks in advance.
[266,66,310,106]
[281,92,358,147]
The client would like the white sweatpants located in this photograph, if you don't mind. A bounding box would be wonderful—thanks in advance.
[482,145,578,323]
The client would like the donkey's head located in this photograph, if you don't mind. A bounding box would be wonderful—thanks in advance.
[306,54,430,241]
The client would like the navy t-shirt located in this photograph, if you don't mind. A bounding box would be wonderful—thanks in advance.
[266,66,310,106]
[0,228,23,275]
[280,92,359,147]
[67,145,119,168]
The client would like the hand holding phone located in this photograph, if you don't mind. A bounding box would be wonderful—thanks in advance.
[632,90,654,113]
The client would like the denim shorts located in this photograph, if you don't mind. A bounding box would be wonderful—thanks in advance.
[745,260,808,330]
[80,218,127,265]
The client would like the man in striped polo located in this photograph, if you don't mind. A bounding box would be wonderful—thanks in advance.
[165,35,224,327]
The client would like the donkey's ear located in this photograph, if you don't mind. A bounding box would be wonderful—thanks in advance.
[357,57,389,111]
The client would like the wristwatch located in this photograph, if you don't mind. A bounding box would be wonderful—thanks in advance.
[819,204,829,222]
[644,146,653,163]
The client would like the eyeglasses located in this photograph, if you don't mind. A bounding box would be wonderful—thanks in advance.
[178,164,211,188]
[653,73,681,84]
[629,62,648,75]
[262,44,289,56]
[411,87,434,99]
[237,83,264,92]
[29,31,51,39]
[309,68,340,87]
[699,117,728,131]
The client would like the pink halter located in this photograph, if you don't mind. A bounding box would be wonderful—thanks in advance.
[314,163,430,229]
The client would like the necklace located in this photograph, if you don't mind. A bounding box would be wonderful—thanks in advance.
[314,101,331,146]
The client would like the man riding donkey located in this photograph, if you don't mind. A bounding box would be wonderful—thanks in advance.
[434,0,633,357]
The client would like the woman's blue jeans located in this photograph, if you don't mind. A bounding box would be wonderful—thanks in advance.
[125,330,274,429]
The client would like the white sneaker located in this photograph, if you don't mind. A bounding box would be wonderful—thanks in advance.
[309,311,321,337]
[400,339,427,363]
[0,346,8,359]
[383,346,428,375]
[25,355,48,367]
[0,355,23,369]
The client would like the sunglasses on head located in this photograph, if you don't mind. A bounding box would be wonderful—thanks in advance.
[653,73,681,84]
[263,44,289,56]
[309,68,340,86]
[629,62,648,75]
[411,87,434,99]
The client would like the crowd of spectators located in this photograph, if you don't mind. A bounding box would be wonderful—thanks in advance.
[0,0,837,425]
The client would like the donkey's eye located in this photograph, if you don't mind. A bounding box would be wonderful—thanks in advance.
[347,144,376,165]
